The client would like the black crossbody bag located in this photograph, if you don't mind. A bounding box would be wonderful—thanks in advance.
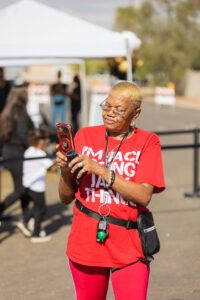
[137,210,160,261]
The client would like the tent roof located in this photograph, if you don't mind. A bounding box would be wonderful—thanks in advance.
[0,0,141,62]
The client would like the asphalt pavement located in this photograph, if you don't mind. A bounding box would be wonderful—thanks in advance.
[1,99,200,300]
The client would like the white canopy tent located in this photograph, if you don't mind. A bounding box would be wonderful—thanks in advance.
[0,0,141,125]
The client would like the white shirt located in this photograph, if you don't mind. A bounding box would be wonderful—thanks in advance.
[23,146,53,192]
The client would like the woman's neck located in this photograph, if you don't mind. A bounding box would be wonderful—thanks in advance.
[108,126,134,140]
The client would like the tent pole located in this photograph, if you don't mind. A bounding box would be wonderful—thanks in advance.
[126,38,133,82]
[80,60,87,127]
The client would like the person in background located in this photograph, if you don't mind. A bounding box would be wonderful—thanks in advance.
[56,81,165,300]
[68,75,81,134]
[22,129,56,243]
[0,67,11,114]
[0,84,35,236]
[50,70,68,126]
[0,67,11,156]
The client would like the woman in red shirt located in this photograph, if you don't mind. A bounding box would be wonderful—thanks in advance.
[56,81,165,300]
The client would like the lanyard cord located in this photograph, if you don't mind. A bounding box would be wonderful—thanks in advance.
[105,127,131,168]
[99,127,131,215]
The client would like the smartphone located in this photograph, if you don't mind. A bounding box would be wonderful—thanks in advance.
[56,122,86,180]
[56,123,75,153]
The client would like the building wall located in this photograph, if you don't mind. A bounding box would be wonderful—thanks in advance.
[185,70,200,98]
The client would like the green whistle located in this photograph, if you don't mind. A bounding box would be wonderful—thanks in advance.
[97,230,107,242]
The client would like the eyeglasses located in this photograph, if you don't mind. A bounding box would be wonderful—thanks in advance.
[99,99,126,118]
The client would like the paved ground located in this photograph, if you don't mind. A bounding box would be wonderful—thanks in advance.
[1,99,200,300]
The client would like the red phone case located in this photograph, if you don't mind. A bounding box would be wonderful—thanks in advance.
[56,123,75,153]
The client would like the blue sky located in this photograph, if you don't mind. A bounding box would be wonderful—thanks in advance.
[0,0,141,29]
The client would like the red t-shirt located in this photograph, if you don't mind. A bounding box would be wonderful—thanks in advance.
[67,125,165,268]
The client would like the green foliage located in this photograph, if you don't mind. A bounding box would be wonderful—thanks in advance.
[115,6,138,30]
[114,0,200,93]
[85,59,109,75]
[70,60,109,76]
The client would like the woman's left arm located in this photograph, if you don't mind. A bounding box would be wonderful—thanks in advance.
[104,172,154,207]
[69,155,154,207]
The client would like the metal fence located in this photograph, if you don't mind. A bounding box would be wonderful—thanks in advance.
[155,128,200,197]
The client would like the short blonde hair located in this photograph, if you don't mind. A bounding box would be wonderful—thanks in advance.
[110,81,142,109]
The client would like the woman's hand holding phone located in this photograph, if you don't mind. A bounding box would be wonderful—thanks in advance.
[56,144,69,170]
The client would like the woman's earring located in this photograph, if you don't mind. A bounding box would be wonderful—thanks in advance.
[131,119,135,128]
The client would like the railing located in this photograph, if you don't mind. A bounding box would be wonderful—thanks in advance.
[1,128,200,202]
[155,128,200,197]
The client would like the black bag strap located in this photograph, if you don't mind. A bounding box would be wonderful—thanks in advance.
[75,199,138,230]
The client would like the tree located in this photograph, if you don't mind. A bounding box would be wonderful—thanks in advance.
[114,0,200,94]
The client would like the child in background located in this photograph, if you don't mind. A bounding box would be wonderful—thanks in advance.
[22,129,56,243]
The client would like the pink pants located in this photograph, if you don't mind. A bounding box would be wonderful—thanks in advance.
[68,259,150,300]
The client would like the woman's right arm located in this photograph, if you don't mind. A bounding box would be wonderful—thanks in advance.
[57,148,75,205]
[59,168,75,204]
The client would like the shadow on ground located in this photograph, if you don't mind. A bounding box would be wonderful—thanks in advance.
[44,202,73,235]
[0,201,73,243]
